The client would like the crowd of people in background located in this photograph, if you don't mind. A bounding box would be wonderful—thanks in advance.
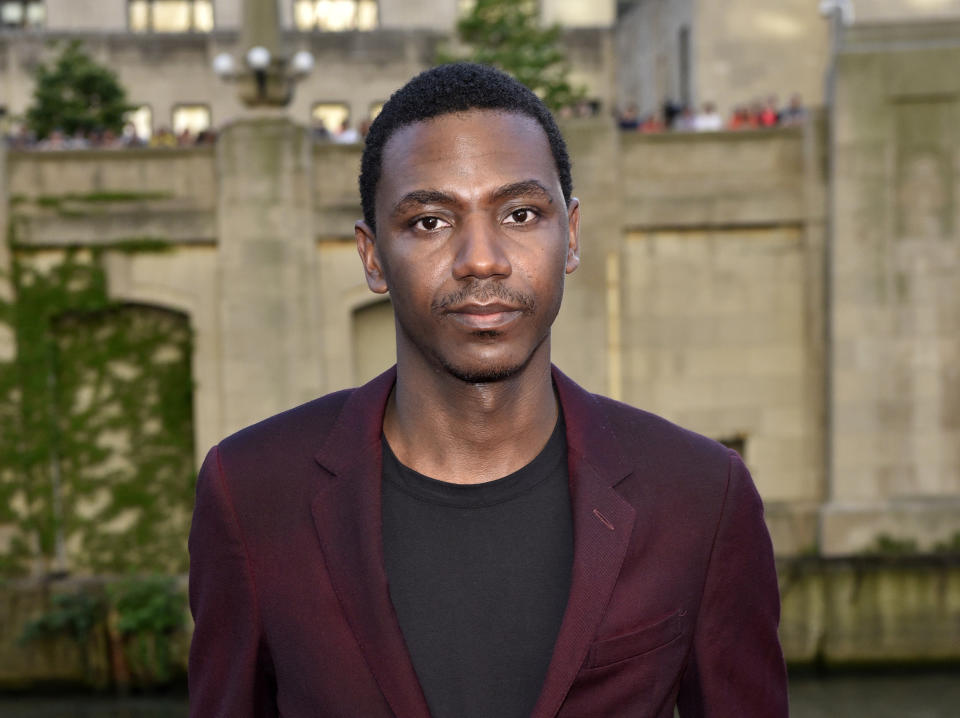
[311,117,373,144]
[2,93,808,150]
[617,93,807,133]
[3,122,218,150]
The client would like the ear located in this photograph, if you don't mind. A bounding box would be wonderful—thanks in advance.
[564,197,581,275]
[356,220,389,294]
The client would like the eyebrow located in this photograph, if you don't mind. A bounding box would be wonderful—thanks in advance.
[389,179,556,220]
[390,189,459,218]
[490,179,555,205]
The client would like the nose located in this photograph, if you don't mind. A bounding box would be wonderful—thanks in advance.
[451,216,511,280]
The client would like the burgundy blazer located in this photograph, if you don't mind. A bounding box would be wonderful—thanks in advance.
[188,366,788,717]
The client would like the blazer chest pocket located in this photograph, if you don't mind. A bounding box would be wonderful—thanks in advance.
[584,609,686,669]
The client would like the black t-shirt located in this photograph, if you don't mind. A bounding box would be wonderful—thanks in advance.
[381,419,573,718]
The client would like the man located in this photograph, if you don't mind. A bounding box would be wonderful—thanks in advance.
[188,63,788,717]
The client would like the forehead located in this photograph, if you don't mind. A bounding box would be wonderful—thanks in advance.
[377,110,559,208]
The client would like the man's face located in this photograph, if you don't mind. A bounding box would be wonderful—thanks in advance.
[356,109,580,383]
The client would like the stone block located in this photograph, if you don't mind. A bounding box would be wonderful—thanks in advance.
[821,500,960,555]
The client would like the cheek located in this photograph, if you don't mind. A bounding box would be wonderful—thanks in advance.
[382,261,443,308]
[529,241,572,285]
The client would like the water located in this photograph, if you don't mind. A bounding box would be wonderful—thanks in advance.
[1,672,958,717]
[0,700,187,718]
[788,672,960,718]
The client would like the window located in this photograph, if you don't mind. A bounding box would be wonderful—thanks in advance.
[717,435,746,458]
[172,104,211,136]
[294,0,377,31]
[124,105,153,140]
[312,103,350,133]
[0,1,45,28]
[128,0,213,33]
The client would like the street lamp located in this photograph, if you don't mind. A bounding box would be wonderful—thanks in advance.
[290,50,315,77]
[211,0,314,108]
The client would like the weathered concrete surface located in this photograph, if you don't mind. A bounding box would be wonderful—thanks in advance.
[0,579,113,689]
[779,557,960,665]
[615,0,829,118]
[3,560,959,689]
[0,3,614,147]
[3,21,960,570]
[215,117,322,437]
[825,22,960,555]
[0,125,829,565]
[5,148,218,207]
[617,123,827,531]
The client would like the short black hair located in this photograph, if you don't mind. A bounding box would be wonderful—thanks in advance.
[359,62,573,232]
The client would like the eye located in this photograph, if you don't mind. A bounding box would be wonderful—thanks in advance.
[412,216,450,232]
[503,207,539,225]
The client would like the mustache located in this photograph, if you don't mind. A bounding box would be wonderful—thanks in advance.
[432,281,536,314]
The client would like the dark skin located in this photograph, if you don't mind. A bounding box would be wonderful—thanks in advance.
[356,110,580,484]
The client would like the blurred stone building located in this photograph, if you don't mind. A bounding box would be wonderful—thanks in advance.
[0,0,616,139]
[1,1,960,680]
[0,0,958,573]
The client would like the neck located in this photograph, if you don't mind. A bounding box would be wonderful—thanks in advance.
[383,344,558,485]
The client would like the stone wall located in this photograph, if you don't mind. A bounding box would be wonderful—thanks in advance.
[616,125,827,553]
[616,0,695,113]
[853,0,960,23]
[0,576,190,690]
[616,0,830,117]
[1,120,826,574]
[0,20,614,136]
[779,557,960,665]
[5,147,221,465]
[0,30,437,138]
[694,0,830,117]
[4,558,959,688]
[824,21,960,554]
[2,22,960,569]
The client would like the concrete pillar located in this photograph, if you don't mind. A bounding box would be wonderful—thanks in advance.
[822,25,960,554]
[215,116,322,436]
[552,117,623,396]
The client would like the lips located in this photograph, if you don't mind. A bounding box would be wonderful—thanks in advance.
[444,302,524,330]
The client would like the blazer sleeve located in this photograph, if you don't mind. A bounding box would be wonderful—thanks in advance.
[677,450,789,718]
[188,446,278,718]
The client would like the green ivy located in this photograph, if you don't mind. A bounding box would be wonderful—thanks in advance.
[933,532,960,554]
[20,589,107,645]
[19,577,188,688]
[862,533,919,557]
[17,192,173,219]
[0,210,195,576]
[19,587,110,686]
[108,575,186,684]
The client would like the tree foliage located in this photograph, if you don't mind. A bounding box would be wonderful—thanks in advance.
[26,40,134,140]
[438,0,585,112]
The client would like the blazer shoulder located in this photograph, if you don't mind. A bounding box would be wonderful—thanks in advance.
[584,393,742,518]
[593,393,732,468]
[217,387,355,466]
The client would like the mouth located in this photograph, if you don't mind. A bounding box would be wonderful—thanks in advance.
[445,302,525,331]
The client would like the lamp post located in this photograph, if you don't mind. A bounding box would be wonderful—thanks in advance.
[212,0,314,108]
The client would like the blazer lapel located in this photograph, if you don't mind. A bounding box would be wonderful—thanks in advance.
[309,365,637,718]
[530,367,638,718]
[311,367,433,718]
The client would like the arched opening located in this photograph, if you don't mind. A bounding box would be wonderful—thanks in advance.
[49,302,195,574]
